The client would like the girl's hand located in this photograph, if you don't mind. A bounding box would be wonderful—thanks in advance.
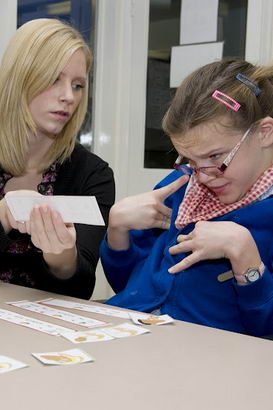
[107,175,188,251]
[168,221,261,274]
[109,175,189,232]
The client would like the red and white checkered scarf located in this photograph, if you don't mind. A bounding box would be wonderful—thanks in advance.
[175,167,273,229]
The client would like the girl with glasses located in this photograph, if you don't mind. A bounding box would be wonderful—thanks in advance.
[100,58,273,337]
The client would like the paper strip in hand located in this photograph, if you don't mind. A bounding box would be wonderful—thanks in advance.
[5,194,105,225]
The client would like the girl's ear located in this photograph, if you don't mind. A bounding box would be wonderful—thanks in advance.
[258,116,273,147]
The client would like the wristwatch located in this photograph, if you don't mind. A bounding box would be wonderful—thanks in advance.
[238,262,265,284]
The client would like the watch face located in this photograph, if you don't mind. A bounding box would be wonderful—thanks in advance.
[245,269,260,283]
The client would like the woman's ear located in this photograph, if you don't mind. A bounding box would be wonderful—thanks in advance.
[258,116,273,147]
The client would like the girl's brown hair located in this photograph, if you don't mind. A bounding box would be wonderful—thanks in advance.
[163,59,273,138]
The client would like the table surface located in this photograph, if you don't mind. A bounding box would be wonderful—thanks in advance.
[0,283,273,410]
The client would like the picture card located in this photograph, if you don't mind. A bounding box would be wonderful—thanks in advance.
[102,322,150,338]
[130,313,174,326]
[61,329,114,344]
[0,355,28,374]
[32,348,94,365]
[5,194,105,226]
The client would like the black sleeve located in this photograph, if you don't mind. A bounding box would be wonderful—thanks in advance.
[0,222,12,250]
[37,145,115,299]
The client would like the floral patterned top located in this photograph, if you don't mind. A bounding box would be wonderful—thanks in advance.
[0,162,59,287]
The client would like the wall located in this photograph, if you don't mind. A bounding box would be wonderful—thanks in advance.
[0,1,17,62]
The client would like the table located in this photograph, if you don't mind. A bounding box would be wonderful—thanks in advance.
[0,283,273,410]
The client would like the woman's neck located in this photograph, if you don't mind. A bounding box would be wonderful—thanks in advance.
[4,134,54,192]
[25,132,54,173]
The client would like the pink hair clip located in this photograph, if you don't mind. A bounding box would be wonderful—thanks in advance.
[211,90,241,112]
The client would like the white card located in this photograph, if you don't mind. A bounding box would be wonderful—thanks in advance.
[32,348,94,365]
[101,322,150,338]
[0,356,28,373]
[61,329,114,344]
[8,301,108,328]
[130,313,174,326]
[5,194,105,226]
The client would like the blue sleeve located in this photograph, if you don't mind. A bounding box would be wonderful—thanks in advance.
[234,265,273,337]
[100,170,187,293]
[100,228,161,293]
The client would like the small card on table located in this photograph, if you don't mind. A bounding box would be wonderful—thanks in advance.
[0,355,28,373]
[32,348,94,365]
[130,313,174,326]
[61,329,114,344]
[102,322,150,338]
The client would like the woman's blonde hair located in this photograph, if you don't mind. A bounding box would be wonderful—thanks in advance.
[0,18,92,175]
[163,58,273,138]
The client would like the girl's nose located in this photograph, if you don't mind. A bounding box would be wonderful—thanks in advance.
[196,171,216,185]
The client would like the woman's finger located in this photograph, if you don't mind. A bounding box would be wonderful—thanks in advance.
[51,211,75,246]
[30,206,52,252]
[17,221,28,234]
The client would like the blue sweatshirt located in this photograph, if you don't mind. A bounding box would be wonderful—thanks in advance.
[100,171,273,337]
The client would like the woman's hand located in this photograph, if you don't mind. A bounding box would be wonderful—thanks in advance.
[29,205,76,255]
[28,205,77,278]
[3,190,42,234]
[4,191,77,278]
[168,220,262,275]
[108,175,188,250]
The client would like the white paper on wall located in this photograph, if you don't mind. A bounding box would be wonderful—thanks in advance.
[170,42,223,88]
[180,0,219,44]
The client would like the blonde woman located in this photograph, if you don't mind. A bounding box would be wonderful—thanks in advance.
[0,19,115,299]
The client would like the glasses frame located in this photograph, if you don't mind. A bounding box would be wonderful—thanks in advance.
[174,125,253,177]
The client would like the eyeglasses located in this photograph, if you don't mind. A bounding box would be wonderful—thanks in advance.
[173,125,253,177]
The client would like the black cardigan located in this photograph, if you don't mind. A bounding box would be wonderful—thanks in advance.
[0,143,115,299]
